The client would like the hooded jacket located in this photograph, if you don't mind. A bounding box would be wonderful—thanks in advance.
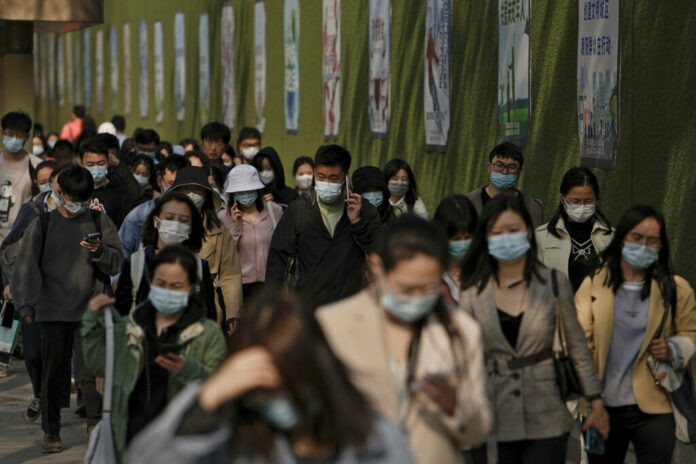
[92,173,132,228]
[81,298,227,463]
[254,147,299,208]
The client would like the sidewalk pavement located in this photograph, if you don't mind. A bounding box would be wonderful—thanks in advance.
[0,360,88,464]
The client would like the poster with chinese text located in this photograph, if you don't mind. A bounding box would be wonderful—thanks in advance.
[174,12,186,123]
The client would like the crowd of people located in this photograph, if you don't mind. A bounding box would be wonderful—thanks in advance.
[0,105,694,464]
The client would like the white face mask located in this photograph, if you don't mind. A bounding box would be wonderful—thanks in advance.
[241,147,259,161]
[259,170,275,185]
[563,197,596,223]
[186,192,206,210]
[154,217,192,245]
[295,174,313,190]
[33,145,45,156]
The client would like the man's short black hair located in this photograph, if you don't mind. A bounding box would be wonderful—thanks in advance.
[314,144,351,174]
[157,154,190,177]
[53,140,74,155]
[58,165,94,201]
[135,128,160,146]
[95,133,120,151]
[1,111,32,134]
[73,105,86,119]
[236,126,261,146]
[158,141,173,156]
[200,122,231,144]
[179,138,200,150]
[111,115,125,132]
[79,139,109,160]
[488,142,524,168]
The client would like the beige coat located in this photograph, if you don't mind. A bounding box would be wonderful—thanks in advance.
[459,266,601,442]
[535,218,613,277]
[199,221,243,320]
[575,267,696,414]
[316,289,491,464]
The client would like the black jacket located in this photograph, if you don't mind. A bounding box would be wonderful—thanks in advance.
[266,191,381,306]
[254,147,299,208]
[93,174,133,228]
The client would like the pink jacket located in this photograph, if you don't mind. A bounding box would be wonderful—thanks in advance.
[218,202,283,284]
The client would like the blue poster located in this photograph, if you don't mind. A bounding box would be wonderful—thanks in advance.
[199,13,211,124]
[174,12,186,123]
[424,0,451,151]
[284,0,300,134]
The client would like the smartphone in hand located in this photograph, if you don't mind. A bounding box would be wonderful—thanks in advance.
[82,232,102,242]
[584,406,605,455]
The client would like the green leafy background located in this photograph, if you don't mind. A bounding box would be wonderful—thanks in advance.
[34,0,696,285]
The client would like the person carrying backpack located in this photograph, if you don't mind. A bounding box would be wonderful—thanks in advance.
[11,165,123,454]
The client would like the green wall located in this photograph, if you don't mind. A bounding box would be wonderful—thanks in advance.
[34,0,696,285]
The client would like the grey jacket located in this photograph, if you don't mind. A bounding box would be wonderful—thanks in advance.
[459,266,601,442]
[465,187,544,229]
[127,382,415,464]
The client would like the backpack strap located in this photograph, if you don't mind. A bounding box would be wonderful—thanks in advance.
[655,276,678,339]
[27,158,38,197]
[130,247,146,310]
[37,211,51,263]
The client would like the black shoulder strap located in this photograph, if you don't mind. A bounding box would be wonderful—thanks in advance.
[655,276,677,338]
[28,159,39,196]
[551,268,559,299]
[37,211,51,264]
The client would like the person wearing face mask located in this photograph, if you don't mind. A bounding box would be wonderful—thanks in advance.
[221,145,237,170]
[135,129,161,162]
[0,111,44,242]
[383,159,429,219]
[266,145,381,306]
[119,155,191,261]
[128,287,413,464]
[352,165,395,225]
[83,246,227,463]
[32,133,48,159]
[80,139,132,228]
[236,126,262,165]
[32,161,56,200]
[574,205,696,464]
[459,194,608,464]
[292,155,314,195]
[465,142,544,228]
[130,154,159,202]
[46,131,60,152]
[114,192,216,319]
[316,215,491,463]
[536,168,614,293]
[11,165,123,453]
[252,147,299,208]
[219,165,283,301]
[0,165,66,414]
[433,195,479,305]
[169,167,243,328]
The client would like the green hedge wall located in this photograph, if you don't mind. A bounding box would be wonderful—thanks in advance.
[34,0,696,285]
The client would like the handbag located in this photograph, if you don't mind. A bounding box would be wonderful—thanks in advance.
[84,305,118,463]
[0,300,20,354]
[647,277,696,443]
[550,270,584,401]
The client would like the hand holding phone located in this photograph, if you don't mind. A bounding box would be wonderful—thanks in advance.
[80,232,102,253]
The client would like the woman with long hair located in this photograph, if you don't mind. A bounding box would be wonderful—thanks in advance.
[83,246,227,463]
[252,147,299,208]
[535,167,613,292]
[317,214,491,463]
[382,159,428,219]
[575,205,696,463]
[460,194,608,464]
[127,286,413,464]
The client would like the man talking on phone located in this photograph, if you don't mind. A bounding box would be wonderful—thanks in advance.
[11,165,123,454]
[266,144,381,306]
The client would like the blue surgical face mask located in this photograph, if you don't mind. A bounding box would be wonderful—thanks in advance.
[141,151,156,159]
[622,241,659,270]
[3,136,24,153]
[51,191,63,207]
[235,191,258,206]
[64,200,89,216]
[148,285,189,315]
[87,165,108,183]
[449,239,472,260]
[490,172,518,190]
[133,173,150,187]
[38,183,53,194]
[259,398,301,431]
[379,276,440,323]
[362,191,384,208]
[314,180,343,204]
[488,231,531,263]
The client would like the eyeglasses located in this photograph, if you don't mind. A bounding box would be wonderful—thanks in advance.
[490,162,520,174]
[564,197,596,206]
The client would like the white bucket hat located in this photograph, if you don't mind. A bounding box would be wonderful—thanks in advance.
[224,164,265,193]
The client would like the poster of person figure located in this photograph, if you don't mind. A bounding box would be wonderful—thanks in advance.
[577,0,619,169]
